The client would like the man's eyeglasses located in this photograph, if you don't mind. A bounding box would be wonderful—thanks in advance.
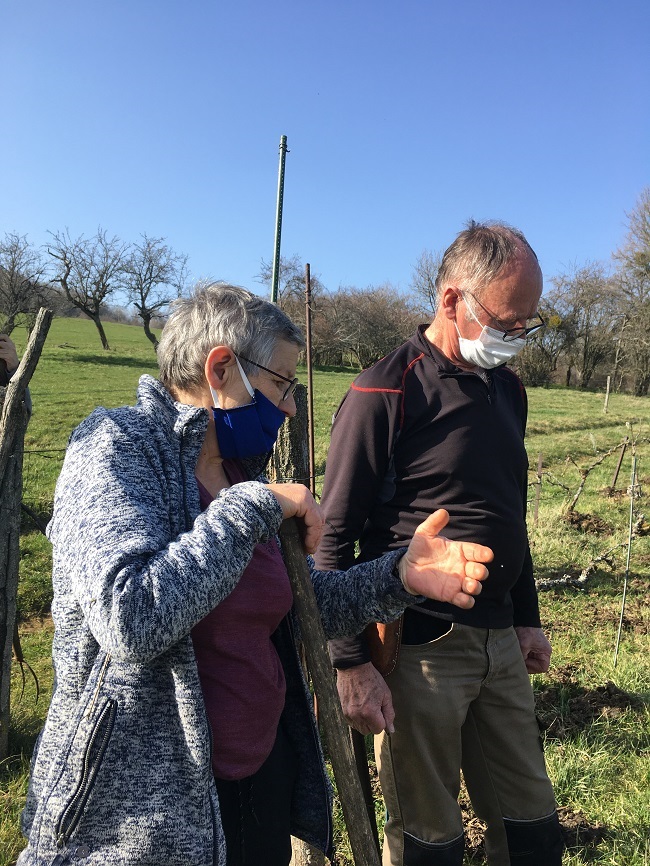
[237,355,299,402]
[459,289,546,342]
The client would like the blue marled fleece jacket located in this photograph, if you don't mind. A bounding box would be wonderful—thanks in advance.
[18,375,413,866]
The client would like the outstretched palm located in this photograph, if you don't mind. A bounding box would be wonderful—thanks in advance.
[400,510,493,608]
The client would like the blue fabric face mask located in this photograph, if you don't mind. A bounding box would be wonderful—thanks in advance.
[209,357,286,460]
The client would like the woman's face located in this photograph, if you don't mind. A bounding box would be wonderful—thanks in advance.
[229,340,301,418]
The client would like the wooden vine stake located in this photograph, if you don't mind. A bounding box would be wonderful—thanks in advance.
[0,308,52,761]
[280,519,382,866]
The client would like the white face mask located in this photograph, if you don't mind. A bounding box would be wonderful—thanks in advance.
[455,299,527,369]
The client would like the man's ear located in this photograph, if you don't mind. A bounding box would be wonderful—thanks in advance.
[205,346,236,390]
[438,286,461,321]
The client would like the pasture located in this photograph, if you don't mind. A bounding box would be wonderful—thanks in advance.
[2,318,649,865]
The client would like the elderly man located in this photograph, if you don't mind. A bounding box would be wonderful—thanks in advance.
[315,222,564,866]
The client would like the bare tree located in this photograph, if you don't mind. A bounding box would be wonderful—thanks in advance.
[335,285,422,369]
[48,228,128,350]
[513,300,577,387]
[256,255,327,342]
[0,232,49,333]
[613,188,650,395]
[122,235,189,349]
[548,263,618,388]
[410,248,442,316]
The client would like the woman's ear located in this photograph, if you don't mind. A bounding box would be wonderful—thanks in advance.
[205,346,236,390]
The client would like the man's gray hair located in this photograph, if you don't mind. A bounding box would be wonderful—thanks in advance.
[435,220,539,299]
[157,282,305,394]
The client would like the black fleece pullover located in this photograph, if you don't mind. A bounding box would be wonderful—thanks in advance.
[315,326,541,668]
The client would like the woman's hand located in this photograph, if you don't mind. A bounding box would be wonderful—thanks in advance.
[399,509,493,608]
[0,334,20,375]
[266,483,325,554]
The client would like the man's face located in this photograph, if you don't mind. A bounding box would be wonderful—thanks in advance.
[456,253,543,340]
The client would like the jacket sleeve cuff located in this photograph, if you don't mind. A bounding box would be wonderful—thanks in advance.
[328,636,372,669]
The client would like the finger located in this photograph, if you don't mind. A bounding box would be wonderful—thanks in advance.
[382,699,396,735]
[462,577,483,596]
[414,508,450,538]
[465,561,490,582]
[460,541,494,563]
[451,592,476,610]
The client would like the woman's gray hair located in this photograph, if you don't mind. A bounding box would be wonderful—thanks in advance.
[157,282,305,394]
[435,220,539,300]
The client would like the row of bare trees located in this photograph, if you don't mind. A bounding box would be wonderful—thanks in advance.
[515,189,649,394]
[256,256,424,368]
[0,229,188,350]
[2,189,648,390]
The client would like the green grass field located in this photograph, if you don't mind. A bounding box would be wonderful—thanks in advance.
[2,318,649,865]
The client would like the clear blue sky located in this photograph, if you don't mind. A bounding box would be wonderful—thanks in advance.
[1,0,648,298]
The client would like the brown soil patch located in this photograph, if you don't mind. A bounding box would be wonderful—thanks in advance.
[557,806,608,852]
[460,798,607,861]
[16,614,54,633]
[565,510,613,534]
[535,679,645,739]
[543,583,649,636]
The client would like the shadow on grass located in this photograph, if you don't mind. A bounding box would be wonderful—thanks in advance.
[535,677,647,741]
[70,353,158,371]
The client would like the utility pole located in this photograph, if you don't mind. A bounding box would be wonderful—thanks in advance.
[271,135,289,304]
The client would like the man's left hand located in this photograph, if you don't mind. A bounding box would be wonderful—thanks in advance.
[515,626,552,674]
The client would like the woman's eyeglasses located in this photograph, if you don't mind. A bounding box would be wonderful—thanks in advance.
[237,355,299,401]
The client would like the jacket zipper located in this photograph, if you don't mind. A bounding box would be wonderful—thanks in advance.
[83,653,111,719]
[56,699,117,848]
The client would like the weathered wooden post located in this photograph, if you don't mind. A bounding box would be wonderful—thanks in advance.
[603,375,611,413]
[267,388,325,864]
[272,386,380,865]
[0,308,52,761]
[269,384,310,487]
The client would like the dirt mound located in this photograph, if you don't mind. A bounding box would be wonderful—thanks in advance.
[535,678,645,739]
[558,806,608,852]
[565,510,613,534]
[461,801,607,861]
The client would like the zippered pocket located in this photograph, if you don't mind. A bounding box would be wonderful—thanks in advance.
[56,698,117,848]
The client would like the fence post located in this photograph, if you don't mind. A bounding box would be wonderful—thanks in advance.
[267,388,325,865]
[603,375,611,413]
[0,309,52,761]
[534,453,543,526]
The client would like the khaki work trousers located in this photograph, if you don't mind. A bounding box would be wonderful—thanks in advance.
[375,624,558,866]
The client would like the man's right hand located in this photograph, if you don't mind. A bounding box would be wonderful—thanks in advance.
[336,662,395,735]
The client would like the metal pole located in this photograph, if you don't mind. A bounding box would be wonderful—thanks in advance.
[271,135,289,304]
[614,456,637,667]
[305,264,316,496]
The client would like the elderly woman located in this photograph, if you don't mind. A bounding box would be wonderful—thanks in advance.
[18,284,492,866]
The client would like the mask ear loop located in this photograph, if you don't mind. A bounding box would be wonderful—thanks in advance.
[209,354,256,408]
[234,356,256,398]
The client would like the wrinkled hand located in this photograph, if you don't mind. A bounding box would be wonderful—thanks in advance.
[0,334,20,375]
[337,663,395,735]
[515,626,552,674]
[400,510,493,608]
[266,483,324,554]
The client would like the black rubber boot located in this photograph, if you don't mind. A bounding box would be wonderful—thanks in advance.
[504,811,565,865]
[403,831,464,865]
